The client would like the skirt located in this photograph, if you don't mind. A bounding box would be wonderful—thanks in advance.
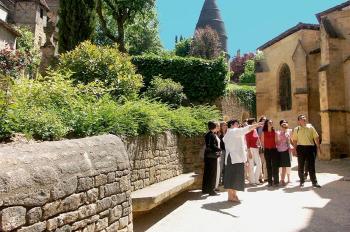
[223,155,245,191]
[279,150,291,167]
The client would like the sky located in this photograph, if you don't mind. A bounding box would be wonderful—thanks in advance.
[156,0,346,56]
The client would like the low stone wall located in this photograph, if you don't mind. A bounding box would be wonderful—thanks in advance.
[0,135,132,232]
[123,132,184,191]
[123,132,205,191]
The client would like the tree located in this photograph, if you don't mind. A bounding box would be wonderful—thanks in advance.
[239,59,256,84]
[175,38,192,57]
[190,26,221,60]
[58,0,97,53]
[230,52,255,82]
[96,0,155,53]
[125,9,162,55]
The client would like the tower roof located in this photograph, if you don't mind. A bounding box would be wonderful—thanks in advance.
[195,0,228,52]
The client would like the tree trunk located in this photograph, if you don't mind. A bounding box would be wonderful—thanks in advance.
[117,19,126,53]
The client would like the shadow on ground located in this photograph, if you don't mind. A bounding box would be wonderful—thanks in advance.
[133,190,207,232]
[297,158,350,232]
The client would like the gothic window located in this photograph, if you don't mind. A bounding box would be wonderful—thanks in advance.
[279,64,292,111]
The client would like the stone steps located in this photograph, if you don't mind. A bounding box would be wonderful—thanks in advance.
[131,172,198,212]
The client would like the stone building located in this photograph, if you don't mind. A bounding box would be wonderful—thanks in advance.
[0,1,20,49]
[195,0,228,53]
[256,1,350,160]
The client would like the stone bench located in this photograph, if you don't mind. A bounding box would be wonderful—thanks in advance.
[131,172,198,212]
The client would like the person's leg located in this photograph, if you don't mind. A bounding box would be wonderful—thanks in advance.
[208,158,218,194]
[264,150,273,185]
[202,158,210,193]
[271,150,280,185]
[252,148,262,184]
[307,147,318,185]
[215,157,221,189]
[281,167,287,185]
[286,167,291,183]
[248,149,255,184]
[297,146,306,185]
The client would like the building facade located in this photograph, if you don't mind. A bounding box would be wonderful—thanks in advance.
[256,1,350,160]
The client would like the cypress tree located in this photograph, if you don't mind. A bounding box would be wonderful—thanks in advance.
[58,0,97,53]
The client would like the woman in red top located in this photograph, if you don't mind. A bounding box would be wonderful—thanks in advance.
[261,119,279,187]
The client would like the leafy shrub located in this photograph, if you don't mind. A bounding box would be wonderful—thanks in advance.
[227,84,256,116]
[190,26,221,60]
[239,59,256,84]
[58,41,143,100]
[0,71,220,140]
[230,52,255,82]
[175,38,192,57]
[145,76,187,107]
[0,49,26,77]
[132,54,228,103]
[0,75,13,138]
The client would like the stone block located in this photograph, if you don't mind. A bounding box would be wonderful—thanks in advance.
[78,204,97,219]
[95,217,108,231]
[82,223,95,232]
[105,221,119,232]
[55,225,72,232]
[62,193,83,211]
[17,221,46,232]
[122,207,130,217]
[96,197,113,213]
[127,223,133,232]
[0,206,26,231]
[43,200,63,219]
[111,193,126,205]
[99,209,109,218]
[77,177,94,192]
[109,205,122,223]
[104,183,119,197]
[26,207,42,225]
[107,172,116,183]
[86,188,99,203]
[95,174,107,187]
[51,178,78,200]
[57,211,79,227]
[99,186,105,199]
[47,218,59,231]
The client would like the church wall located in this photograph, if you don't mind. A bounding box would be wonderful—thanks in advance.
[257,30,319,130]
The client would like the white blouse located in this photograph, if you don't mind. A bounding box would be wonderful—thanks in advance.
[223,126,250,165]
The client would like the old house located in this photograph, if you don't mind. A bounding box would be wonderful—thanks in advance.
[256,1,350,160]
[0,1,20,49]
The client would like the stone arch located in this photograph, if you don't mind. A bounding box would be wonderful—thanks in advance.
[278,64,292,111]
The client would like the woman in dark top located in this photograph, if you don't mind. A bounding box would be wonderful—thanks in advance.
[202,121,221,196]
[218,121,227,186]
[261,119,279,187]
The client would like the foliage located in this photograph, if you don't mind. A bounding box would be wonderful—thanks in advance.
[96,0,155,52]
[0,49,26,77]
[175,38,192,57]
[58,41,143,100]
[15,26,41,76]
[0,71,220,140]
[125,9,163,55]
[230,52,255,82]
[132,54,228,103]
[145,76,187,108]
[58,0,97,53]
[239,59,256,84]
[226,84,256,116]
[190,26,221,60]
[0,75,13,138]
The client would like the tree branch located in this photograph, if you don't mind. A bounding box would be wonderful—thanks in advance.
[96,0,118,42]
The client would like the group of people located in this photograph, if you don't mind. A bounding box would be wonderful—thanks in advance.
[202,114,321,202]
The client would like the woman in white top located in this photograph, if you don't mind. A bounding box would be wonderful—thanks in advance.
[223,119,263,202]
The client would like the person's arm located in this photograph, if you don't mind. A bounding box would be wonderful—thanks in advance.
[245,134,252,159]
[260,132,264,148]
[312,127,321,155]
[291,129,298,156]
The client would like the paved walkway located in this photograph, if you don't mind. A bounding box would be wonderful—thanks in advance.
[134,158,350,232]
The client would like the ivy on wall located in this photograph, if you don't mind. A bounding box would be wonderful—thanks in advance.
[227,84,256,117]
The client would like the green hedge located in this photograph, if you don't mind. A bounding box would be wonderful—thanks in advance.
[131,55,228,103]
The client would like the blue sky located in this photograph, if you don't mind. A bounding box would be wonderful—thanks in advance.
[156,0,346,56]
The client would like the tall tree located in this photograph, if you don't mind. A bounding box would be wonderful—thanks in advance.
[96,0,155,53]
[125,8,162,55]
[58,0,97,53]
[190,26,221,60]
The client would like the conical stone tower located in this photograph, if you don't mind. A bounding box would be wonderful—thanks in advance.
[195,0,228,53]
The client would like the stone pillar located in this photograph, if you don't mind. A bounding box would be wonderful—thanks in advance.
[318,36,347,159]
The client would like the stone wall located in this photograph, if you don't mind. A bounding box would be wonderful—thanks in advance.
[123,132,203,192]
[0,135,132,232]
[215,92,251,121]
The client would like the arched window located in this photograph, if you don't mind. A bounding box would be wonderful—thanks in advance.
[279,64,292,111]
